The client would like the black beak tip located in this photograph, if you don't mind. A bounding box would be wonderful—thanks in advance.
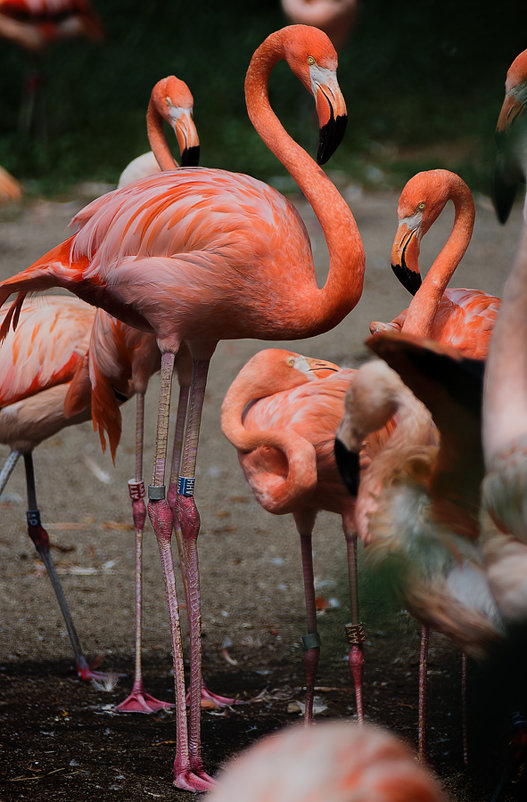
[391,262,422,296]
[181,145,200,167]
[334,439,360,496]
[317,114,347,165]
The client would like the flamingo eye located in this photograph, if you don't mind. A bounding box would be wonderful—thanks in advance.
[287,357,295,367]
[307,56,315,65]
[417,202,425,211]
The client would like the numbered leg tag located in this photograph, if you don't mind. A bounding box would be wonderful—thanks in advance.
[177,477,195,497]
[27,509,41,527]
[128,480,146,500]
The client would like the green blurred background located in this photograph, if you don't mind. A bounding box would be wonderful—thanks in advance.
[0,0,525,196]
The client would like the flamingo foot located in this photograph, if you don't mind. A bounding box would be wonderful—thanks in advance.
[76,656,124,684]
[187,684,239,709]
[114,688,174,714]
[173,766,216,792]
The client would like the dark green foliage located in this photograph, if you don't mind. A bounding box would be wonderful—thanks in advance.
[0,0,526,196]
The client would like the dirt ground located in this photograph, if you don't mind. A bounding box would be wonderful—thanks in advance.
[0,177,524,801]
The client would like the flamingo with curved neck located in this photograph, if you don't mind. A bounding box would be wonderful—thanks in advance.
[117,75,200,187]
[0,25,364,791]
[370,169,500,357]
[222,348,366,724]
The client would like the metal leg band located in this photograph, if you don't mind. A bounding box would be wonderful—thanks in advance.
[148,484,166,501]
[302,632,322,650]
[345,622,366,646]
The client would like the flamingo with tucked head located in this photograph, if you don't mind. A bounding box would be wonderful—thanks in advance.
[222,348,366,725]
[0,25,364,790]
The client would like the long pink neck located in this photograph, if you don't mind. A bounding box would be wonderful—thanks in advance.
[221,376,317,513]
[244,30,364,334]
[483,224,527,462]
[402,181,475,337]
[146,98,178,171]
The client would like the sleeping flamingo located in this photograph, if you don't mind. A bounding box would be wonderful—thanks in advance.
[205,719,448,802]
[370,170,500,359]
[0,25,365,790]
[0,294,119,681]
[335,334,504,759]
[221,348,366,724]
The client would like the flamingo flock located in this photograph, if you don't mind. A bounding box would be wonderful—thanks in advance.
[1,16,527,800]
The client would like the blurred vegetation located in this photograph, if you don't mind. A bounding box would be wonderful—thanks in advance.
[0,0,525,197]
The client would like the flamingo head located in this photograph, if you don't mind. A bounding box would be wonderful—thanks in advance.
[496,49,527,136]
[391,169,465,295]
[151,75,200,166]
[493,50,527,224]
[281,25,347,164]
[236,348,340,400]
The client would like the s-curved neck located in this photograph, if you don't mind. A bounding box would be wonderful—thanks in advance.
[403,180,475,337]
[147,98,178,172]
[244,29,364,333]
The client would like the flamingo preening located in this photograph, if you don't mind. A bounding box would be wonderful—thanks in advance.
[370,170,500,359]
[221,348,365,725]
[0,294,119,681]
[0,25,365,790]
[205,719,448,802]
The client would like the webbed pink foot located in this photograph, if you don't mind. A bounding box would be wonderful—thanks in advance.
[76,656,124,683]
[173,762,216,793]
[194,684,240,708]
[114,687,173,714]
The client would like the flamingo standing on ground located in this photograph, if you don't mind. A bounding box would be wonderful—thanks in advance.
[334,335,504,759]
[370,170,500,358]
[205,719,448,802]
[64,74,201,714]
[280,0,358,50]
[221,348,366,724]
[0,294,121,681]
[0,25,365,790]
[0,0,104,138]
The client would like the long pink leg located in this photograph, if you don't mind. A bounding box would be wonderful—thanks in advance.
[23,452,115,682]
[294,514,320,725]
[172,358,217,783]
[343,520,365,723]
[115,392,173,713]
[167,383,237,710]
[418,624,429,762]
[147,352,214,793]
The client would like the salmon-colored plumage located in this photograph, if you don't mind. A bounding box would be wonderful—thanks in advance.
[280,0,358,50]
[0,165,22,203]
[206,720,448,802]
[370,170,500,358]
[0,0,104,52]
[0,26,364,790]
[221,348,366,723]
[0,295,122,683]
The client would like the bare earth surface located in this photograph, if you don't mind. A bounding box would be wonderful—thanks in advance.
[0,180,523,801]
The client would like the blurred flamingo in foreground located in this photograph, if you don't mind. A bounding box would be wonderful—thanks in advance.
[205,719,449,802]
[370,170,500,359]
[0,25,364,790]
[281,0,358,50]
[0,294,119,681]
[221,348,365,724]
[335,335,504,759]
[0,0,104,138]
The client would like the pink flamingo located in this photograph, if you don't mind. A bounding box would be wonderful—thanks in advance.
[492,48,527,224]
[205,719,448,802]
[335,335,503,760]
[221,348,365,725]
[280,0,358,50]
[0,165,22,202]
[370,170,500,359]
[0,294,121,681]
[0,0,104,138]
[64,74,201,714]
[0,25,364,790]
